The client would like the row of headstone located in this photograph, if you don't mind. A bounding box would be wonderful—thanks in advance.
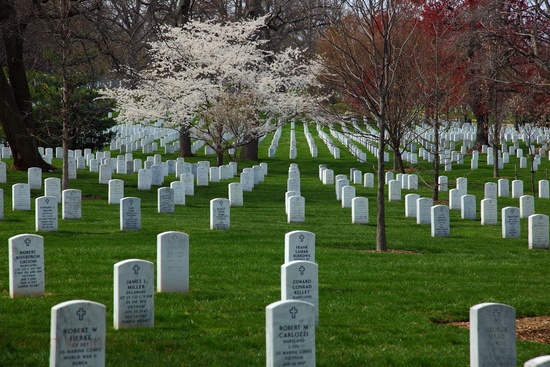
[266,230,317,366]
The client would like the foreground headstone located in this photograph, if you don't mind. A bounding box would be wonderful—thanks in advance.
[114,259,154,329]
[502,207,520,238]
[12,183,31,211]
[498,178,510,197]
[416,198,433,224]
[170,181,186,205]
[285,231,315,263]
[157,187,175,214]
[351,197,369,224]
[405,194,420,218]
[120,197,141,230]
[266,300,315,367]
[461,194,476,220]
[481,198,498,225]
[28,167,42,190]
[137,169,152,190]
[470,302,515,367]
[45,177,61,201]
[525,356,550,367]
[228,182,243,207]
[35,196,58,232]
[449,189,462,210]
[157,231,189,293]
[50,300,106,367]
[287,195,305,223]
[431,205,450,237]
[388,180,401,201]
[210,198,230,230]
[520,195,535,218]
[528,214,549,250]
[108,179,124,205]
[62,189,82,220]
[9,234,44,298]
[282,260,319,325]
[539,180,549,199]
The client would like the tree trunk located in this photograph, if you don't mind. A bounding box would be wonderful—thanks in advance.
[241,138,259,161]
[473,112,489,150]
[376,118,387,252]
[179,126,194,157]
[432,118,440,202]
[216,150,224,166]
[0,0,54,171]
[393,148,405,174]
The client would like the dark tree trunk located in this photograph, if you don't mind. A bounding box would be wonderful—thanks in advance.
[0,0,54,171]
[473,111,489,150]
[376,118,387,252]
[216,150,224,166]
[178,126,194,157]
[241,138,259,161]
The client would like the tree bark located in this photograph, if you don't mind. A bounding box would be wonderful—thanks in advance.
[473,111,489,150]
[0,0,54,171]
[376,117,387,252]
[240,138,259,161]
[178,125,194,157]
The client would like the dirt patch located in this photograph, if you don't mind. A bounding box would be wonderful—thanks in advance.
[82,195,103,200]
[450,316,550,344]
[362,249,420,255]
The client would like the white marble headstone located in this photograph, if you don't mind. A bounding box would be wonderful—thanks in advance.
[352,197,369,224]
[157,231,189,293]
[62,189,82,220]
[114,259,154,329]
[481,198,498,225]
[285,231,315,263]
[210,198,230,230]
[35,196,58,232]
[502,206,520,238]
[416,198,433,225]
[281,260,319,325]
[50,300,106,367]
[12,183,31,211]
[108,179,124,205]
[528,214,549,250]
[157,187,175,214]
[9,234,44,298]
[266,300,315,367]
[120,197,141,230]
[431,205,450,237]
[470,302,515,367]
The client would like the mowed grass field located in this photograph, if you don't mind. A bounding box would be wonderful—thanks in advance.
[1,123,550,366]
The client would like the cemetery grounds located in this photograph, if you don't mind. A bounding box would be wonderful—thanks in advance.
[1,123,550,366]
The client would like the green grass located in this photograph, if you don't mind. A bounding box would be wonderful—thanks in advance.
[2,125,550,366]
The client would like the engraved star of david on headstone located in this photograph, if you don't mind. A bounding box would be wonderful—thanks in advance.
[76,308,86,321]
[25,238,31,247]
[289,307,298,319]
[298,266,306,275]
[133,264,140,275]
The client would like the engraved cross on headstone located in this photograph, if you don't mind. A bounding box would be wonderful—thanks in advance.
[76,308,86,321]
[25,238,31,247]
[298,266,306,275]
[133,265,140,275]
[289,307,298,319]
[299,234,305,242]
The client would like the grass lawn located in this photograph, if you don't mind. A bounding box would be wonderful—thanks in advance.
[1,124,550,366]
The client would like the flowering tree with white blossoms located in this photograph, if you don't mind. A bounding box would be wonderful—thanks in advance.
[103,16,318,165]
